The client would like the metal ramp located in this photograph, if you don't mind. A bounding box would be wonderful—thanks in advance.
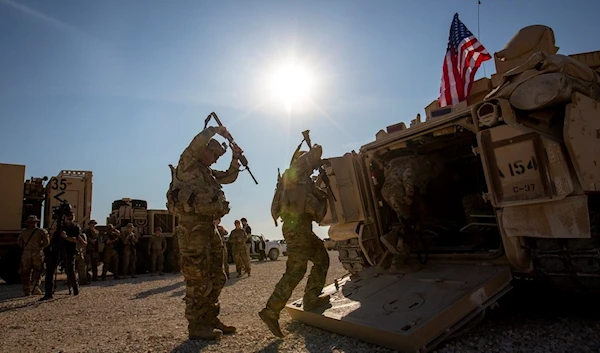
[286,264,512,353]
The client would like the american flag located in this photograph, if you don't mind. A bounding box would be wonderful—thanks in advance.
[439,13,491,107]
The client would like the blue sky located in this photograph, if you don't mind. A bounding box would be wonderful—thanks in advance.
[1,0,599,240]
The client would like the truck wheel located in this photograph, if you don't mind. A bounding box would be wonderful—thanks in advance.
[0,247,23,284]
[268,248,279,261]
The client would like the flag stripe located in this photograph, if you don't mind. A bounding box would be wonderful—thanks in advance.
[438,14,492,108]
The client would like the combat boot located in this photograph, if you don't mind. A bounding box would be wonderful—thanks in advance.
[215,319,236,334]
[303,295,331,311]
[189,328,223,341]
[258,308,284,338]
[380,231,400,254]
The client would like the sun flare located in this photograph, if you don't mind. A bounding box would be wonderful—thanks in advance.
[268,62,315,112]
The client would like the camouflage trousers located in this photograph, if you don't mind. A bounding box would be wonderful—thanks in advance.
[223,246,230,277]
[123,246,137,277]
[76,253,87,284]
[20,249,44,295]
[232,247,251,276]
[265,217,329,313]
[102,248,119,278]
[178,218,227,336]
[86,250,99,280]
[150,250,164,273]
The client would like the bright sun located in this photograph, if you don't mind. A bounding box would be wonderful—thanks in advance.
[268,62,315,112]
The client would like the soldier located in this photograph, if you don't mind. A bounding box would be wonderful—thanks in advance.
[40,213,84,300]
[17,215,50,296]
[227,220,251,277]
[259,144,330,338]
[101,224,121,280]
[214,218,230,279]
[83,219,100,281]
[148,227,167,275]
[379,154,444,273]
[75,228,88,285]
[166,124,242,340]
[121,223,138,278]
[241,217,252,259]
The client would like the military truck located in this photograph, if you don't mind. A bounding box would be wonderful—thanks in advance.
[0,164,93,283]
[106,198,180,274]
[285,25,600,352]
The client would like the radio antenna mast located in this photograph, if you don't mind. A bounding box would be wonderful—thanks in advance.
[477,0,488,77]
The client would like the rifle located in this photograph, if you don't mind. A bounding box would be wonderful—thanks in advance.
[300,130,337,202]
[204,112,258,185]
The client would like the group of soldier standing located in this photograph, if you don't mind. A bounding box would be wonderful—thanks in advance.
[18,120,335,342]
[215,218,252,278]
[17,215,168,299]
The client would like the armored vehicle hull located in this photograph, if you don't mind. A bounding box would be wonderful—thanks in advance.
[289,24,600,352]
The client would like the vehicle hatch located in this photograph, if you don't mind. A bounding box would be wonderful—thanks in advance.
[286,263,512,353]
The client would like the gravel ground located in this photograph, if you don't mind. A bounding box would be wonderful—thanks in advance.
[1,252,599,353]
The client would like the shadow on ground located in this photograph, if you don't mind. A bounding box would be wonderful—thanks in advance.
[255,340,283,353]
[170,339,220,353]
[134,281,185,299]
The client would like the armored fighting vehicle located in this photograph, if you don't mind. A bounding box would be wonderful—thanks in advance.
[106,198,180,274]
[0,165,93,283]
[285,25,600,352]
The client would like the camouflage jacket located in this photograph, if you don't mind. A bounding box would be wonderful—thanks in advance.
[149,235,167,252]
[104,229,120,250]
[17,227,50,252]
[273,146,328,223]
[166,126,240,219]
[84,227,100,252]
[227,228,248,252]
[76,232,87,255]
[121,231,138,248]
[383,155,445,196]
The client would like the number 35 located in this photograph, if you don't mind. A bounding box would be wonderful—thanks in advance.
[51,178,67,190]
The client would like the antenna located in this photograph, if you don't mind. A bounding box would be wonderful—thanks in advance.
[477,0,488,77]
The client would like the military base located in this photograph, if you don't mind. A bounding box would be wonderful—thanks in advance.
[2,3,600,353]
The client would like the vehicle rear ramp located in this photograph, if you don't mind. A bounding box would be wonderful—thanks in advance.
[286,263,512,353]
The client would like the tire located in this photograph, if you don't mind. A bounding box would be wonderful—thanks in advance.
[268,248,279,261]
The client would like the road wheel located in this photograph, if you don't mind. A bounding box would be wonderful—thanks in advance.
[268,248,279,261]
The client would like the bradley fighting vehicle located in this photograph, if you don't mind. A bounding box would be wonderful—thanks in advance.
[0,164,93,283]
[106,198,180,274]
[285,25,600,352]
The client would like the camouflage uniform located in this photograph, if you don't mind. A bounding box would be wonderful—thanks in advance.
[166,125,241,340]
[260,145,330,338]
[121,227,139,278]
[379,155,443,270]
[101,226,121,280]
[84,225,100,281]
[17,218,50,296]
[216,224,229,279]
[76,232,88,284]
[149,233,167,274]
[227,228,251,276]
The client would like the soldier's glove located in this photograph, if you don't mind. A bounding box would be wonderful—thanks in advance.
[216,126,233,141]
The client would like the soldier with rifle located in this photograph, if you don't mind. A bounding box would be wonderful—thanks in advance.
[40,201,85,300]
[166,112,256,340]
[259,130,332,338]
